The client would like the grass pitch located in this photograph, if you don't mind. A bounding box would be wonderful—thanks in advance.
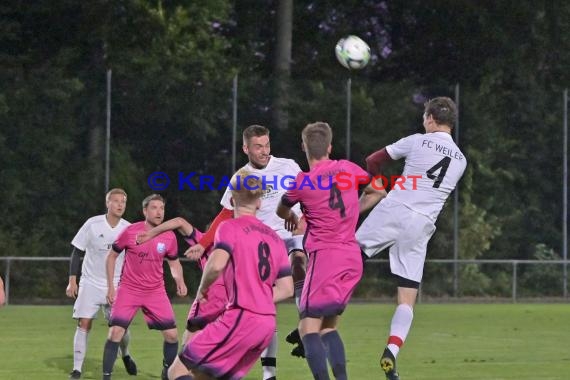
[0,303,568,379]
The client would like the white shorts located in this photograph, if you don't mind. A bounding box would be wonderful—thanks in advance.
[285,235,304,254]
[72,281,112,320]
[356,199,436,283]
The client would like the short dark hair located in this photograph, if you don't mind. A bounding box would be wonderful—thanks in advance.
[142,194,165,209]
[424,97,457,128]
[302,122,332,159]
[242,124,269,145]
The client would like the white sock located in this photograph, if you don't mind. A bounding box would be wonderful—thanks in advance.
[119,328,131,357]
[387,304,414,358]
[387,343,400,357]
[260,330,278,379]
[73,327,88,372]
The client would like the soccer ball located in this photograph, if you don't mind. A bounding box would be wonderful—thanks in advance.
[335,35,371,70]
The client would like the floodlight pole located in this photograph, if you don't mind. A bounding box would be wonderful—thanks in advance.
[562,89,568,298]
[346,77,352,159]
[232,74,238,174]
[105,69,111,193]
[453,83,460,297]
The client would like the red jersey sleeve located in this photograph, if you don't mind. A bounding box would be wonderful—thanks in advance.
[198,207,233,249]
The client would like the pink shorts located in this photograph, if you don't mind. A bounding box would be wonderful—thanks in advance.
[180,308,275,380]
[186,277,227,331]
[300,248,363,318]
[109,285,176,330]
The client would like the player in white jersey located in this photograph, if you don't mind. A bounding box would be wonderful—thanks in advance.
[185,124,305,380]
[356,97,466,380]
[65,188,137,379]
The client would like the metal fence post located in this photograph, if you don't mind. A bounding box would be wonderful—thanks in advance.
[453,83,460,297]
[4,258,10,306]
[512,261,518,303]
[563,88,568,298]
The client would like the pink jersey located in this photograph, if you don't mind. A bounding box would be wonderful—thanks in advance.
[214,215,291,315]
[112,221,178,291]
[282,159,369,253]
[183,228,210,270]
[183,228,203,247]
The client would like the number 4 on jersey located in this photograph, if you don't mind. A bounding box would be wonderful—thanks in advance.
[328,183,346,217]
[426,157,451,188]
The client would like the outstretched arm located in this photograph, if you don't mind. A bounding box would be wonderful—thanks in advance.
[185,208,233,260]
[196,207,233,249]
[137,217,195,244]
[365,147,393,176]
[359,179,387,213]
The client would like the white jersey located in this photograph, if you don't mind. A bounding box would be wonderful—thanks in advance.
[71,214,130,288]
[221,156,302,238]
[385,132,466,222]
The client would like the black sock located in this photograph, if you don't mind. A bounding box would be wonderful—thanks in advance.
[102,340,120,375]
[302,333,330,380]
[322,331,347,380]
[174,376,194,380]
[163,341,179,367]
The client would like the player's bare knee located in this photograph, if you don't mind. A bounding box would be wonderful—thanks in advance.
[78,318,93,331]
[108,326,126,342]
[162,328,178,343]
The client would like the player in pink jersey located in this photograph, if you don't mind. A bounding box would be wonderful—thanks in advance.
[277,122,385,380]
[136,217,228,344]
[167,170,294,380]
[186,124,307,376]
[101,194,188,380]
[0,276,4,306]
[357,97,466,380]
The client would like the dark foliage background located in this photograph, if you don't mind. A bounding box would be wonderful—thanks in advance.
[1,1,568,300]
